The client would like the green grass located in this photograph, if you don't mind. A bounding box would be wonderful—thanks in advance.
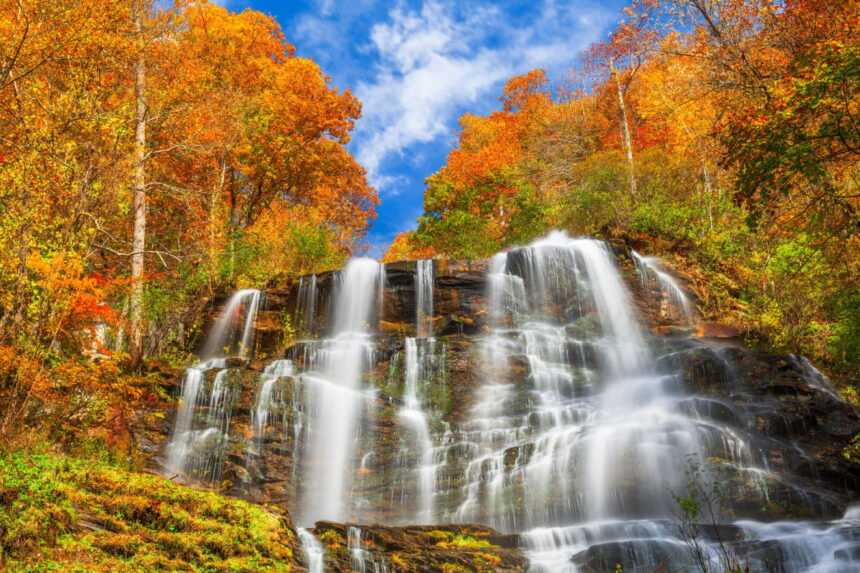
[0,452,294,572]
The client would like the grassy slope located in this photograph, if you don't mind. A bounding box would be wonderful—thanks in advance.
[0,452,294,572]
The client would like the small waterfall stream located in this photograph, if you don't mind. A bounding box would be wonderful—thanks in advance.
[398,337,436,523]
[200,289,261,359]
[163,289,261,481]
[162,232,860,571]
[631,249,696,326]
[297,527,325,573]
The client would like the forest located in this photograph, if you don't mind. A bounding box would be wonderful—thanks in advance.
[0,0,376,441]
[1,0,859,571]
[387,0,859,382]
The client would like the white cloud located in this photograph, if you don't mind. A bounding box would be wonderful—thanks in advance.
[351,0,613,196]
[356,51,511,180]
[316,0,337,17]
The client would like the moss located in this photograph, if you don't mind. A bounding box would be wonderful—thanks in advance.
[0,451,294,572]
[842,434,860,466]
[318,529,340,550]
[424,340,451,414]
[436,534,495,549]
[428,530,453,542]
[474,551,502,571]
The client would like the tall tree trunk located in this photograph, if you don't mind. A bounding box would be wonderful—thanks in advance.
[701,150,715,231]
[656,90,715,232]
[130,9,147,361]
[11,186,30,334]
[611,61,637,199]
[209,157,226,279]
[4,79,30,338]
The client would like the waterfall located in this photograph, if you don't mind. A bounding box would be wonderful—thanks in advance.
[452,233,678,529]
[349,526,388,573]
[416,259,434,337]
[201,289,261,359]
[164,366,205,476]
[163,289,261,480]
[631,249,695,326]
[297,528,324,573]
[296,275,317,337]
[296,257,382,524]
[250,359,293,456]
[161,231,860,571]
[398,337,436,523]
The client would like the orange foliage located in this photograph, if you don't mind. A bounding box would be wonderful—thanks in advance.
[0,0,378,443]
[382,232,436,263]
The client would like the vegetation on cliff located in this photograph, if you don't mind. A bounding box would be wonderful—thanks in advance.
[0,0,377,455]
[385,0,860,382]
[0,450,294,571]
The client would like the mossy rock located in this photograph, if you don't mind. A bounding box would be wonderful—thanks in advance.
[0,451,295,572]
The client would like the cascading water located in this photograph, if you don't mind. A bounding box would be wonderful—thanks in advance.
[161,232,860,571]
[250,359,293,456]
[416,259,434,337]
[349,526,389,573]
[399,338,436,523]
[392,260,440,523]
[297,528,325,573]
[295,258,383,524]
[163,289,261,481]
[631,249,696,326]
[449,234,697,530]
[201,289,261,359]
[296,275,317,337]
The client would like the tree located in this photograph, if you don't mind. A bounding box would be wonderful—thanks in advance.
[414,70,552,256]
[583,0,661,201]
[130,0,149,361]
[381,231,435,263]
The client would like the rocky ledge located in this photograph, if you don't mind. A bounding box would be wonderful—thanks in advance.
[296,522,523,572]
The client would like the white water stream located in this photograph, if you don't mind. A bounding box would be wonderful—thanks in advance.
[296,258,383,524]
[631,249,695,326]
[163,289,261,480]
[163,233,860,571]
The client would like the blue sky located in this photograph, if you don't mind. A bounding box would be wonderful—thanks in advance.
[216,0,626,255]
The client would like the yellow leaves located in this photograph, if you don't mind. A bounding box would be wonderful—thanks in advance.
[26,252,84,287]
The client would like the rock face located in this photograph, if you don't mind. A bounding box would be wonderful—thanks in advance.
[295,522,523,572]
[137,240,860,571]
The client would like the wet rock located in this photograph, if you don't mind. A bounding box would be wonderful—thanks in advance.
[304,522,524,572]
[571,539,680,572]
[144,250,860,570]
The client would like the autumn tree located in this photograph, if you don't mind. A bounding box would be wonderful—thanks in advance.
[0,0,378,442]
[148,2,376,282]
[583,0,661,202]
[414,69,552,257]
[381,231,436,263]
[0,0,138,345]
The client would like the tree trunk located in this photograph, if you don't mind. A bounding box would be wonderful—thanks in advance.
[210,158,226,259]
[611,61,637,199]
[208,157,227,284]
[130,9,147,361]
[701,150,715,231]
